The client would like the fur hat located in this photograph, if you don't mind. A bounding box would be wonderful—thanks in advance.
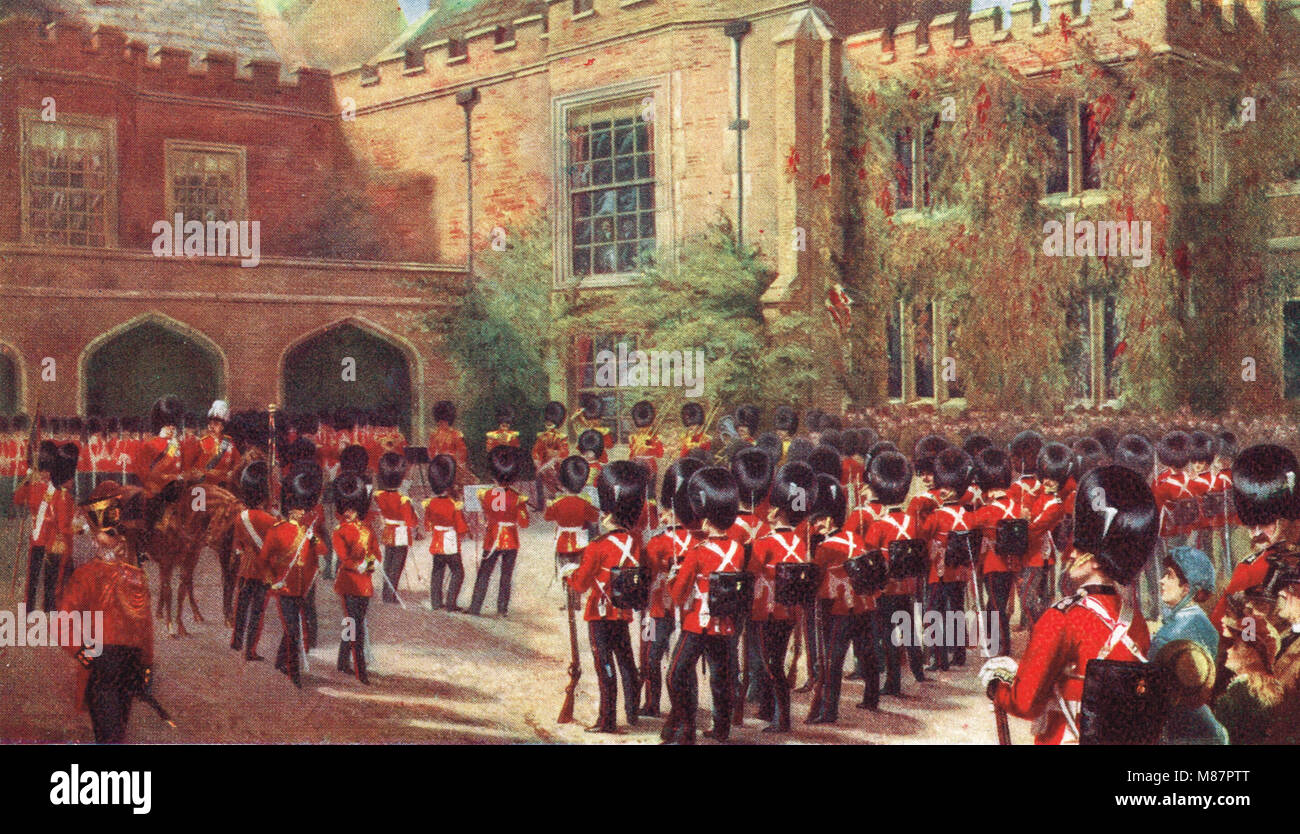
[1231,444,1300,527]
[1091,426,1119,458]
[808,444,842,481]
[755,432,782,463]
[933,447,974,495]
[1009,430,1045,472]
[819,428,844,454]
[680,401,704,427]
[773,405,799,435]
[1036,442,1075,486]
[333,471,372,519]
[238,461,270,508]
[487,444,524,485]
[1072,465,1159,585]
[543,400,567,427]
[735,404,760,436]
[631,400,656,428]
[340,444,369,475]
[576,429,605,458]
[1114,433,1156,480]
[580,392,603,419]
[868,451,913,506]
[51,442,78,486]
[838,429,860,459]
[494,403,515,425]
[1157,430,1192,470]
[962,433,994,460]
[432,400,456,425]
[377,452,407,490]
[1189,431,1215,465]
[281,461,323,512]
[975,448,1012,493]
[913,434,949,475]
[661,458,706,526]
[150,395,185,434]
[597,460,648,529]
[785,436,814,463]
[207,400,230,423]
[284,436,317,467]
[770,462,817,525]
[686,466,739,531]
[558,455,590,494]
[1072,438,1108,478]
[732,447,774,508]
[427,454,456,496]
[1215,431,1238,462]
[809,473,847,527]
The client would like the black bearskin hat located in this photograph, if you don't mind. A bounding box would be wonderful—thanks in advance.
[340,444,369,475]
[1232,444,1300,527]
[773,405,798,435]
[428,454,456,496]
[808,444,842,481]
[334,471,372,519]
[1036,442,1075,486]
[913,434,949,476]
[785,436,814,463]
[284,436,317,467]
[1157,430,1192,470]
[681,401,704,427]
[281,461,323,512]
[868,451,913,507]
[1216,431,1238,463]
[975,448,1012,493]
[839,429,860,459]
[632,400,656,428]
[1114,434,1156,480]
[1092,427,1119,458]
[662,458,706,526]
[810,473,847,527]
[1073,438,1107,478]
[735,404,760,435]
[85,417,102,435]
[732,447,774,508]
[1189,431,1215,465]
[576,429,605,458]
[580,392,603,419]
[819,429,844,454]
[933,447,974,495]
[558,455,590,494]
[1072,465,1159,585]
[150,395,185,434]
[433,400,456,426]
[377,452,407,490]
[36,440,58,474]
[543,400,567,427]
[804,409,825,434]
[1009,430,1045,472]
[487,444,524,485]
[494,403,515,425]
[755,432,782,463]
[770,462,817,525]
[685,467,739,532]
[51,442,79,486]
[962,434,994,460]
[238,461,270,508]
[597,460,648,529]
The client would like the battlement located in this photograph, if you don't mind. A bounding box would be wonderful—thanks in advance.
[0,12,334,110]
[844,0,1273,75]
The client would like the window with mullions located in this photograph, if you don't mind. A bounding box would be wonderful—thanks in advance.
[913,302,935,399]
[887,303,904,400]
[567,97,656,278]
[165,142,246,225]
[893,118,939,211]
[21,112,114,247]
[944,312,965,400]
[1102,295,1124,402]
[1285,301,1300,400]
[573,333,639,443]
[1064,296,1093,402]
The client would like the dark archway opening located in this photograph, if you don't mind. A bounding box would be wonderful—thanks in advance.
[282,324,412,437]
[85,321,222,419]
[0,350,17,415]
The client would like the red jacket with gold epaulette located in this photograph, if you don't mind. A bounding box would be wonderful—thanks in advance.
[59,555,154,711]
[262,518,326,597]
[478,486,529,551]
[373,488,419,547]
[566,529,640,622]
[544,494,598,554]
[333,518,379,598]
[423,495,469,555]
[233,507,278,582]
[992,586,1150,745]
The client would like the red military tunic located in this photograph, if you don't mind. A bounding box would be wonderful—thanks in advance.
[1007,474,1043,508]
[644,526,697,619]
[423,495,469,555]
[427,424,471,483]
[1210,541,1299,630]
[14,480,77,557]
[233,507,278,582]
[992,586,1150,745]
[263,519,326,597]
[751,527,809,622]
[1204,468,1235,527]
[1025,490,1066,568]
[532,428,569,470]
[727,511,770,555]
[566,529,640,622]
[677,429,711,460]
[58,554,154,710]
[544,493,598,554]
[628,429,665,481]
[572,414,612,463]
[907,488,943,526]
[670,535,746,636]
[485,429,520,452]
[373,489,419,547]
[966,491,1025,575]
[135,434,183,496]
[1152,469,1199,538]
[815,530,871,614]
[847,501,884,539]
[333,519,379,598]
[478,486,529,551]
[193,432,240,485]
[842,457,865,493]
[921,502,974,585]
[864,507,921,596]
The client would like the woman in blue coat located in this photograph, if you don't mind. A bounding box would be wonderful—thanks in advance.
[1152,546,1228,744]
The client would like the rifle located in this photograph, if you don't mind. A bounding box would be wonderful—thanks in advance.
[136,690,178,729]
[639,610,652,709]
[964,531,1011,745]
[787,614,803,689]
[806,600,826,721]
[11,399,40,593]
[267,405,278,500]
[557,583,582,724]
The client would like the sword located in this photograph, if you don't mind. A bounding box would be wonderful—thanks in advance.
[379,567,407,610]
[136,690,178,729]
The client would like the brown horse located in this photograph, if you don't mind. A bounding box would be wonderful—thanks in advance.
[126,482,241,637]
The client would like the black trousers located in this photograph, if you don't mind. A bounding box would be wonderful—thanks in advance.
[338,594,370,681]
[812,612,877,721]
[759,619,794,728]
[382,545,408,604]
[588,620,639,729]
[85,646,143,744]
[927,580,967,669]
[878,593,925,689]
[430,552,464,609]
[231,578,269,657]
[1022,565,1050,625]
[27,545,71,612]
[275,595,306,688]
[643,615,675,713]
[666,630,732,743]
[303,582,318,650]
[469,549,517,616]
[984,571,1015,657]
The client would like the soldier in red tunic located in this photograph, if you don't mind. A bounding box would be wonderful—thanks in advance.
[427,401,474,490]
[676,402,711,461]
[59,481,153,743]
[965,448,1025,658]
[664,467,747,744]
[423,454,470,611]
[561,460,649,733]
[980,465,1158,745]
[333,472,379,684]
[545,456,599,609]
[264,462,328,689]
[627,400,665,489]
[469,445,530,618]
[187,400,240,487]
[374,452,419,605]
[485,404,520,452]
[727,447,772,725]
[532,401,570,509]
[864,451,927,695]
[919,447,977,672]
[569,393,613,463]
[230,461,278,661]
[15,440,79,611]
[1006,430,1046,508]
[1021,443,1072,626]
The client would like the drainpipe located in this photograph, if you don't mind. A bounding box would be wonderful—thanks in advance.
[724,20,750,248]
[456,87,480,281]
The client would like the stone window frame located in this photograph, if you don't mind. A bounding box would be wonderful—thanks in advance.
[18,108,118,248]
[892,113,941,217]
[887,297,959,405]
[1066,292,1124,408]
[162,139,248,228]
[1042,99,1106,200]
[551,76,673,289]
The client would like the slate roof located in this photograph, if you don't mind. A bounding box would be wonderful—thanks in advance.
[374,0,544,61]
